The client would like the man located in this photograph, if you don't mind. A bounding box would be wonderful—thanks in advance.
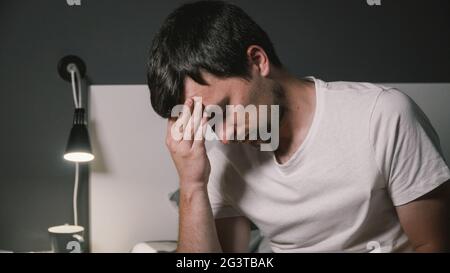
[146,1,450,252]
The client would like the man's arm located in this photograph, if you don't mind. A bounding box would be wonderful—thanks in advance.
[167,98,249,252]
[396,181,450,252]
[167,98,221,252]
[177,187,251,253]
[177,184,222,252]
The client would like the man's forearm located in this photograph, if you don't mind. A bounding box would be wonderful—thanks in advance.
[176,183,222,253]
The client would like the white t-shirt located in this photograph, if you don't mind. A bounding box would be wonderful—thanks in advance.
[206,77,450,253]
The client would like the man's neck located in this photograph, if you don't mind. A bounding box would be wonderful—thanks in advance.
[272,70,316,164]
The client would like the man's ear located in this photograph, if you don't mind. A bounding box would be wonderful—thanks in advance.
[246,45,270,77]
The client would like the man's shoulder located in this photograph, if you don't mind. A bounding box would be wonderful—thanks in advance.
[319,79,421,120]
[370,87,422,125]
[317,79,391,117]
[324,79,389,95]
[317,78,424,123]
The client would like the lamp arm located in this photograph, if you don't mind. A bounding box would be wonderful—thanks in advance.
[68,64,82,109]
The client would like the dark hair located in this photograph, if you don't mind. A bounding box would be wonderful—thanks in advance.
[146,0,282,118]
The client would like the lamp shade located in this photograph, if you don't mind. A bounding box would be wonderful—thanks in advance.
[64,108,94,162]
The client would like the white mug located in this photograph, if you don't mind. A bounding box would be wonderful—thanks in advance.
[48,224,84,253]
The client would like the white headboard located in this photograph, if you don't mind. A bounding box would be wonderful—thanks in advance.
[88,85,178,253]
[88,83,450,252]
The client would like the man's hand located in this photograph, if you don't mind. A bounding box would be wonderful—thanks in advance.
[166,98,210,187]
[166,98,222,252]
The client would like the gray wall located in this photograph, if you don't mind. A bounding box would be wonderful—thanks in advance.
[1,0,449,252]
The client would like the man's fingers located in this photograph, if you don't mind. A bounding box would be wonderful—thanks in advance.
[193,116,208,148]
[183,97,202,141]
[168,99,193,143]
[167,97,207,149]
[180,98,194,133]
[192,98,203,138]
